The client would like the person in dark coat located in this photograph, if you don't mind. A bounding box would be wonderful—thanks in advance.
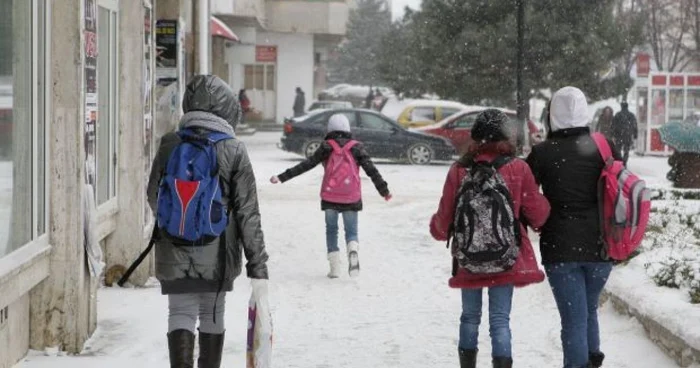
[526,86,621,368]
[270,114,391,278]
[612,101,638,164]
[147,75,269,368]
[431,110,550,368]
[595,106,614,138]
[365,86,375,109]
[293,87,306,117]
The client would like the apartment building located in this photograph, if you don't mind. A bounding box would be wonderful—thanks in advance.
[212,0,351,123]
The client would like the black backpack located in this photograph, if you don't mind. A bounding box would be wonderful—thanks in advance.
[449,156,521,274]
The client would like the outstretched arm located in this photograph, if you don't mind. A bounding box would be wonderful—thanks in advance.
[277,143,330,183]
[353,144,390,197]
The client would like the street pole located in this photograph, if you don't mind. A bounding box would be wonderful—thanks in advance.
[516,0,526,152]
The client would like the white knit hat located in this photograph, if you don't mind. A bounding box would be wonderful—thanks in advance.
[550,86,589,132]
[327,114,351,133]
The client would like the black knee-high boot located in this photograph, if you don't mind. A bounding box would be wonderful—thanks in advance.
[167,329,195,368]
[197,331,225,368]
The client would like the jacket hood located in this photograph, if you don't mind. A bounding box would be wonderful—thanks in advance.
[550,86,589,132]
[182,75,242,128]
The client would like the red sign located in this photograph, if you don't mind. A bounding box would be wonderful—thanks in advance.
[670,76,684,86]
[689,76,700,86]
[652,75,667,86]
[637,53,650,77]
[256,46,277,63]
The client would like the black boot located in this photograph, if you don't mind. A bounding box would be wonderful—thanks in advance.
[589,352,605,367]
[167,329,195,368]
[197,331,225,368]
[492,356,513,368]
[458,348,477,368]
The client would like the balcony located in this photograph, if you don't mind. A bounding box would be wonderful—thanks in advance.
[212,0,267,28]
[265,0,349,37]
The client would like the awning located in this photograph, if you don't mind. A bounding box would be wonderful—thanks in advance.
[211,16,238,42]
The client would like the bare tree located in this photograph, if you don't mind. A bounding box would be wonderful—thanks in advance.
[615,0,647,75]
[643,0,695,71]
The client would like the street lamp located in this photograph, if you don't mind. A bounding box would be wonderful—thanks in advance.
[516,0,526,153]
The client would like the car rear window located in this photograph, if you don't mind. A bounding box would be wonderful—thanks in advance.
[410,107,436,121]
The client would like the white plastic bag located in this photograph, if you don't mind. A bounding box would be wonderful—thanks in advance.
[247,285,272,368]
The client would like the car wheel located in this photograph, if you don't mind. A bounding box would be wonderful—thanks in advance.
[303,140,323,158]
[407,143,433,165]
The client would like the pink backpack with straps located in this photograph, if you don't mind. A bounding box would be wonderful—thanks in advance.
[321,140,362,204]
[591,133,651,260]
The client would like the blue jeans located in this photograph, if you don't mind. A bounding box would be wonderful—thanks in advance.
[545,262,613,368]
[325,210,359,253]
[459,285,514,358]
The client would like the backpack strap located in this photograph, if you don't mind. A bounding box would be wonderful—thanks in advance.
[591,132,614,166]
[343,140,359,151]
[327,139,342,153]
[490,156,513,170]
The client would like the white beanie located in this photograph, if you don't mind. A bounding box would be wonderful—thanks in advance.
[327,114,351,133]
[550,86,589,132]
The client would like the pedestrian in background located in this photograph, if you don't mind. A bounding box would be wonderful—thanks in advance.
[612,101,638,165]
[595,106,614,139]
[294,87,306,117]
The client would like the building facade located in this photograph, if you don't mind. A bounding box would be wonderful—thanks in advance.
[0,1,234,366]
[212,0,351,123]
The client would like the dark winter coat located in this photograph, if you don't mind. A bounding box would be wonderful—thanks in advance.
[277,131,390,211]
[293,91,306,117]
[430,143,550,289]
[147,76,269,295]
[596,107,615,138]
[526,127,621,264]
[668,152,700,188]
[612,109,638,145]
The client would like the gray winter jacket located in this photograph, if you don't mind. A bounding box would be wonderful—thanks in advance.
[147,104,269,294]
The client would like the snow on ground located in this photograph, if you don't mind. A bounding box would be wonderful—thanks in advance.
[16,134,681,367]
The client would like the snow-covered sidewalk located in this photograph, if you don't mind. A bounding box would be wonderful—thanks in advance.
[16,134,680,367]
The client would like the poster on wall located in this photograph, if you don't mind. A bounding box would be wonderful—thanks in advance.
[84,0,98,189]
[144,1,155,223]
[156,19,178,83]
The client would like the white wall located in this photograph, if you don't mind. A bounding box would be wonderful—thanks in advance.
[265,1,347,35]
[211,0,233,14]
[257,32,314,122]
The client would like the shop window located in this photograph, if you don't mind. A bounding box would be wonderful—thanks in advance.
[97,2,119,205]
[0,0,49,257]
[244,65,255,90]
[244,64,275,91]
[266,65,275,91]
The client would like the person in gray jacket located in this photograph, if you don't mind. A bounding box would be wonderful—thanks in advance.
[147,75,269,368]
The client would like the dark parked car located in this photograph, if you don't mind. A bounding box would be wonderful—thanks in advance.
[279,108,455,165]
[308,100,353,111]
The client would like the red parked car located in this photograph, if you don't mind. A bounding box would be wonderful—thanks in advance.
[415,107,543,155]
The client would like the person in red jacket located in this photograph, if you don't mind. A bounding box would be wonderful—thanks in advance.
[430,109,550,368]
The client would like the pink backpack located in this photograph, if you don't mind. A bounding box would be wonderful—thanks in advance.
[592,133,651,260]
[321,140,362,204]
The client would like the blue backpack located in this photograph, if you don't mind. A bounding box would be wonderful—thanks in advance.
[156,128,233,244]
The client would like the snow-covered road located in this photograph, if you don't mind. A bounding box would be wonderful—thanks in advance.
[16,133,680,367]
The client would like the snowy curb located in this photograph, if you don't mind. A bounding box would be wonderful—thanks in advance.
[601,264,700,367]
